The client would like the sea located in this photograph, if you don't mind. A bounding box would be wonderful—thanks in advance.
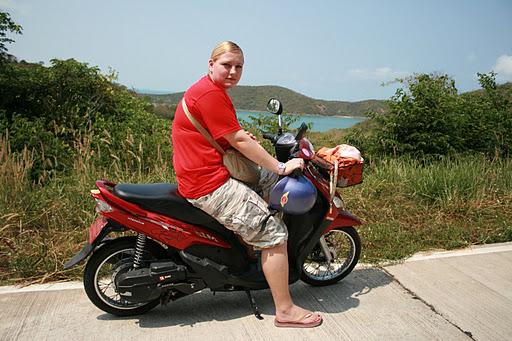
[236,111,366,132]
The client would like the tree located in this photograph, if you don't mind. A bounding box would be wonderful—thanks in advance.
[347,72,511,158]
[0,58,172,181]
[371,73,462,156]
[0,11,22,62]
[462,72,512,157]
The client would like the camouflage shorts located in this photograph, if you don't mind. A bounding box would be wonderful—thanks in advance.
[187,169,287,249]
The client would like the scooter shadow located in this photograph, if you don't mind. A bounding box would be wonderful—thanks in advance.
[96,267,393,328]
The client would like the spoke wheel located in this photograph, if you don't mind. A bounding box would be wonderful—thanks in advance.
[301,227,361,286]
[83,237,167,316]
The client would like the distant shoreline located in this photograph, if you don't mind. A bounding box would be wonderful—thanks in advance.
[237,109,263,113]
[237,109,367,119]
[333,114,367,119]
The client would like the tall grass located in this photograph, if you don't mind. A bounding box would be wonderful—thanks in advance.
[356,156,512,204]
[1,131,511,284]
[341,155,512,263]
[404,156,512,204]
[0,131,174,285]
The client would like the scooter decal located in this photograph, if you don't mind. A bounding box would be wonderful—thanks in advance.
[127,217,145,225]
[194,231,220,243]
[280,191,289,207]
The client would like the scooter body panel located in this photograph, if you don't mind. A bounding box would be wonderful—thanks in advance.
[66,102,363,315]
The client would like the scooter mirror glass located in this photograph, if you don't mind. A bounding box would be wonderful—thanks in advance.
[266,98,283,115]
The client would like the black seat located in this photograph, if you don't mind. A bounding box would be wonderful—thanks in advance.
[112,183,232,240]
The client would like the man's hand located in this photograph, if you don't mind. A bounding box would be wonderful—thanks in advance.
[283,158,304,175]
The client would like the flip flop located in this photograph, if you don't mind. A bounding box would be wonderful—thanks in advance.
[274,313,323,328]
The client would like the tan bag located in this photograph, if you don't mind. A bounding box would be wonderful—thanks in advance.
[222,148,261,184]
[314,145,364,188]
[181,99,260,184]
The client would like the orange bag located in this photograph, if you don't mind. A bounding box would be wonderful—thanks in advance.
[314,145,364,188]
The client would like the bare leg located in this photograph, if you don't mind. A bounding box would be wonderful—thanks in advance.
[261,241,322,324]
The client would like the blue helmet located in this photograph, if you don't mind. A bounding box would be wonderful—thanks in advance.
[269,175,317,215]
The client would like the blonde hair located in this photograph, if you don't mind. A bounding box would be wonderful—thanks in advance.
[210,41,243,61]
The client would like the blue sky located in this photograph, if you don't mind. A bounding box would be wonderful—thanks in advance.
[2,0,511,101]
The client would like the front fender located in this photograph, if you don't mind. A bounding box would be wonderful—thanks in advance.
[323,210,362,234]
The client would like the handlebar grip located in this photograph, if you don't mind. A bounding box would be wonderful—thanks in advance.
[262,132,277,141]
[291,168,302,178]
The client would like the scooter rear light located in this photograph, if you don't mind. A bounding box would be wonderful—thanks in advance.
[95,198,113,213]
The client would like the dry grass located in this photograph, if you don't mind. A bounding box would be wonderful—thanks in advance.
[341,156,512,263]
[0,131,174,285]
[1,131,511,284]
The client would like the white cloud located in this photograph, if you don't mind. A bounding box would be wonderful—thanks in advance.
[493,54,512,81]
[348,67,408,81]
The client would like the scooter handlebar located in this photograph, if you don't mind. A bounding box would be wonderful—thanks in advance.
[262,132,278,143]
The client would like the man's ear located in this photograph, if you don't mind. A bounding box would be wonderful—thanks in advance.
[208,59,214,73]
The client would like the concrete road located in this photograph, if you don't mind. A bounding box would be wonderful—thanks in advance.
[1,242,511,341]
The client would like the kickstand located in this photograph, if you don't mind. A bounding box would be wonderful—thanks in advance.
[245,290,263,320]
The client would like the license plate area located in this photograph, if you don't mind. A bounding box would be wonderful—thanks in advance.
[89,217,108,244]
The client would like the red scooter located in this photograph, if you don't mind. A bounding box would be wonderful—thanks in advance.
[65,98,363,318]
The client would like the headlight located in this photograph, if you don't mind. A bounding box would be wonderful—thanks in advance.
[332,196,344,209]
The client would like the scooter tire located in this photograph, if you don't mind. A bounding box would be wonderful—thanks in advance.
[300,227,361,286]
[83,236,167,316]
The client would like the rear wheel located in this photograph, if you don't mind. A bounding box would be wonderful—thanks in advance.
[301,227,361,286]
[83,237,167,316]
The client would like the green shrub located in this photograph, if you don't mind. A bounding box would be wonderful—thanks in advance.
[348,73,511,158]
[0,59,173,182]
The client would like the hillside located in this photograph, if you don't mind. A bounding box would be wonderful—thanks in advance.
[142,85,388,117]
[142,81,512,118]
[463,81,512,99]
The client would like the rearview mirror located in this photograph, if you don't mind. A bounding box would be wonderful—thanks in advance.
[266,98,283,115]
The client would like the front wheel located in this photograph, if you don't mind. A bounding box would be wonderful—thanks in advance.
[83,236,167,316]
[301,227,361,286]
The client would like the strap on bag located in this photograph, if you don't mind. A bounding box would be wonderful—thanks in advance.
[181,99,225,155]
[181,98,260,185]
[328,161,338,213]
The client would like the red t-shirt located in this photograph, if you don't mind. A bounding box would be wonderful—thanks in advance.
[171,75,242,198]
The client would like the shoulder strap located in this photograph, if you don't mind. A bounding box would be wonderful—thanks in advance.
[181,98,225,155]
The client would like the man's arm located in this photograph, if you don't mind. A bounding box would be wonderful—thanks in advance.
[223,129,303,175]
